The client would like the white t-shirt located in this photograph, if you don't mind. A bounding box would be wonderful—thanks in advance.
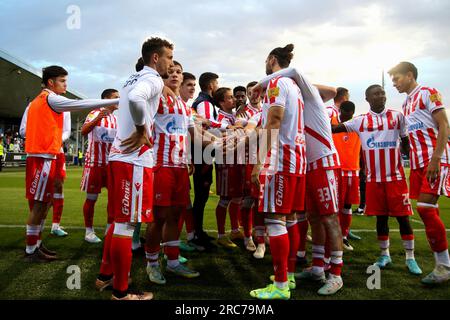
[109,66,164,168]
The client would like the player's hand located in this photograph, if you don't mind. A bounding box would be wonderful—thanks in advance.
[250,84,263,100]
[96,109,111,120]
[426,156,441,184]
[251,164,262,189]
[188,164,195,176]
[121,125,152,154]
[163,86,177,100]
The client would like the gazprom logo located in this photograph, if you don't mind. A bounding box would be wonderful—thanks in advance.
[166,117,184,134]
[408,121,424,132]
[100,132,115,143]
[367,135,397,149]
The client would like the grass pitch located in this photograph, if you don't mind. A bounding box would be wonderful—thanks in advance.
[0,166,449,300]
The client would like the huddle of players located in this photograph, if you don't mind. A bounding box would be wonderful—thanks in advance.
[22,36,450,300]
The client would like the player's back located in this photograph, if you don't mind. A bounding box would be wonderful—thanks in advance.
[261,76,306,175]
[109,66,163,167]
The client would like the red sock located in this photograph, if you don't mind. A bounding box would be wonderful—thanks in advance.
[241,207,253,238]
[164,245,180,261]
[339,209,352,238]
[52,198,64,224]
[83,199,96,228]
[269,233,289,282]
[216,204,227,235]
[229,201,241,231]
[100,223,115,276]
[287,221,300,273]
[110,235,132,292]
[298,218,309,252]
[417,206,448,252]
[330,251,344,276]
[253,208,265,244]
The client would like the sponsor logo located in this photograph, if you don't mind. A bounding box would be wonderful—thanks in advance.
[166,117,184,134]
[367,135,397,149]
[135,182,141,191]
[408,121,424,132]
[275,175,284,206]
[388,118,397,128]
[445,175,450,194]
[343,135,349,142]
[430,93,442,104]
[122,180,131,215]
[100,132,115,143]
[30,169,41,195]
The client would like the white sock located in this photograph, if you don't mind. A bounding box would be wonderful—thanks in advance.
[274,281,288,290]
[218,233,226,239]
[297,251,306,258]
[146,252,159,267]
[403,239,415,260]
[187,232,194,241]
[132,241,141,251]
[231,228,240,233]
[167,259,180,269]
[51,223,60,231]
[86,227,94,235]
[434,250,450,267]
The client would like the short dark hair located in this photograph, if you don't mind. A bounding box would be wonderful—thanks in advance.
[388,61,418,80]
[199,72,219,91]
[213,87,231,106]
[135,57,144,72]
[335,87,349,101]
[173,60,183,71]
[233,86,246,96]
[101,89,118,99]
[182,72,196,84]
[141,37,174,65]
[42,65,68,86]
[269,44,294,68]
[365,84,382,97]
[246,81,258,89]
[340,101,355,113]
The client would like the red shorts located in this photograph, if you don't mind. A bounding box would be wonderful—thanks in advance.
[81,165,108,194]
[258,173,305,214]
[243,164,259,199]
[409,166,450,200]
[55,153,66,180]
[365,180,412,216]
[25,157,56,202]
[107,161,154,223]
[153,166,190,207]
[340,175,360,206]
[216,164,244,198]
[306,168,341,215]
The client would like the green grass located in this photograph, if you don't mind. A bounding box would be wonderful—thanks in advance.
[0,166,449,300]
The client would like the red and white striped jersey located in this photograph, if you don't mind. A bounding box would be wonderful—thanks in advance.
[344,109,407,182]
[153,96,194,168]
[84,109,117,167]
[237,104,261,125]
[217,109,236,126]
[261,76,306,176]
[196,100,226,130]
[402,85,450,169]
[248,111,262,127]
[326,104,339,119]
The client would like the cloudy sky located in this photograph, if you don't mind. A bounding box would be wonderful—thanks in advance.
[1,0,449,115]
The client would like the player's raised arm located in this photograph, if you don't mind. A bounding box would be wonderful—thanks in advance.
[48,94,119,113]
